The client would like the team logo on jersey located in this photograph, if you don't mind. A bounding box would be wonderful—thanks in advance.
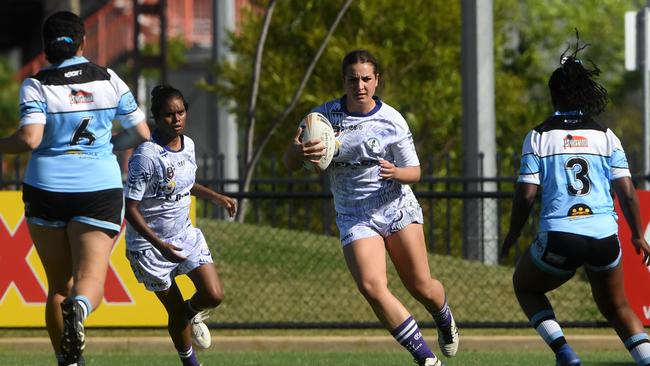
[69,89,94,104]
[563,134,588,149]
[161,178,177,195]
[567,203,593,217]
[365,137,382,154]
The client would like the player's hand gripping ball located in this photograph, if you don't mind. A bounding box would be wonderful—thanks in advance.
[300,112,336,172]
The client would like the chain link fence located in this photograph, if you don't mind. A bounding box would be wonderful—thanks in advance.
[0,153,618,328]
[190,156,608,329]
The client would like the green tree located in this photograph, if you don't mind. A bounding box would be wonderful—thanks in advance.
[206,0,642,179]
[0,57,19,137]
[493,0,644,166]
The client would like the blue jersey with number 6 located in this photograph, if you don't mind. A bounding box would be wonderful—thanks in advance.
[19,56,145,192]
[517,114,631,239]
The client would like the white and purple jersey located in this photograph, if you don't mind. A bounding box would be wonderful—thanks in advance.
[125,135,197,250]
[306,96,420,215]
[19,56,145,192]
[518,114,630,238]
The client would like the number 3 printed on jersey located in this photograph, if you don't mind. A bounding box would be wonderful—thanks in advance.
[71,116,96,145]
[565,156,591,196]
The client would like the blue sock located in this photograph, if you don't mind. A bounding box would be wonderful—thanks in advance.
[391,316,435,362]
[179,346,201,366]
[74,295,92,321]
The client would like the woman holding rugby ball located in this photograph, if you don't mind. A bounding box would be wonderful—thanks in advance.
[284,49,458,366]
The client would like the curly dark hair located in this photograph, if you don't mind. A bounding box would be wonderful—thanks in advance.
[150,84,189,119]
[548,29,608,116]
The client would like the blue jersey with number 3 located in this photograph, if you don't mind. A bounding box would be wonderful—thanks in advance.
[518,114,631,239]
[19,56,145,192]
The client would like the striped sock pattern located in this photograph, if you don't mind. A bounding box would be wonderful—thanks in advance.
[531,310,566,352]
[625,333,650,366]
[391,316,435,362]
[431,299,451,328]
[178,346,200,366]
[73,295,92,321]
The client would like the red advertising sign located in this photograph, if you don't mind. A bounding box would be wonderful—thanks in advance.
[616,190,650,326]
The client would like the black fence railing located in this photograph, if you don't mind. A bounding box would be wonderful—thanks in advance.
[1,152,647,328]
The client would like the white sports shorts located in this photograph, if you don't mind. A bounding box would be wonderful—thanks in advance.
[126,227,213,292]
[336,189,424,247]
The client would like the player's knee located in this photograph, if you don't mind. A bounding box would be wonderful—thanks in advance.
[405,278,438,300]
[356,279,388,302]
[204,286,224,308]
[597,297,630,319]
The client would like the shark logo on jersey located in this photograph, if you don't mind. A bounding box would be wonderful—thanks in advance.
[563,134,588,149]
[365,137,381,154]
[69,89,94,104]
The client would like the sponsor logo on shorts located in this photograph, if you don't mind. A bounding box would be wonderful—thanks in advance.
[341,232,354,243]
[147,281,169,292]
[543,251,567,266]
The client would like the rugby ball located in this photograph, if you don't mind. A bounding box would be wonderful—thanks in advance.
[301,112,336,171]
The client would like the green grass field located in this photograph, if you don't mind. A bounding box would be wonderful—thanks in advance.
[198,218,601,325]
[0,219,621,365]
[0,349,634,366]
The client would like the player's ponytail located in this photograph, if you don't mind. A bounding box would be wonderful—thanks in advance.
[42,11,85,64]
[548,29,608,116]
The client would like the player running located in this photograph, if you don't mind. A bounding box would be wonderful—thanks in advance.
[0,11,150,366]
[124,85,236,366]
[284,49,458,366]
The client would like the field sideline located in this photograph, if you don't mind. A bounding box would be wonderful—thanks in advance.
[0,328,636,365]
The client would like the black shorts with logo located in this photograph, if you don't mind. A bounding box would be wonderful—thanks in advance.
[530,231,621,276]
[22,183,124,236]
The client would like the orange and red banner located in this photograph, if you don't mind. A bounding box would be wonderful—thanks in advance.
[0,191,195,327]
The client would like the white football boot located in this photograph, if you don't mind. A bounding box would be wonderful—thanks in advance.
[436,315,459,357]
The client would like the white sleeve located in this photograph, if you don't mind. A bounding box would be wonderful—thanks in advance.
[108,68,146,129]
[517,130,541,185]
[391,116,420,167]
[606,129,631,180]
[125,148,157,200]
[19,78,47,126]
